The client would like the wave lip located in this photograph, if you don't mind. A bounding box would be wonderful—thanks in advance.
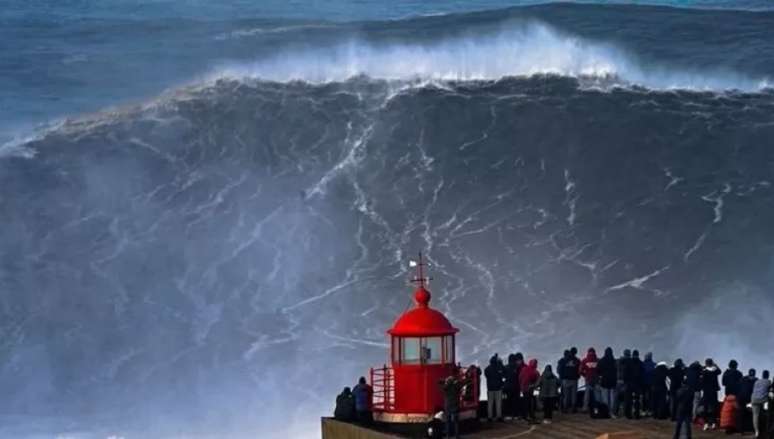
[217,22,770,92]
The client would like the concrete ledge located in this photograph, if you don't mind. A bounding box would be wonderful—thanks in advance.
[321,418,403,439]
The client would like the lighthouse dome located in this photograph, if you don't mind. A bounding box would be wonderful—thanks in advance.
[388,286,458,337]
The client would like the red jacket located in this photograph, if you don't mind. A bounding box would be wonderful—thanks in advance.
[580,348,599,385]
[519,359,540,393]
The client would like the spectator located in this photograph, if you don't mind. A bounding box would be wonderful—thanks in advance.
[503,354,519,419]
[701,358,722,431]
[668,359,685,421]
[520,359,541,424]
[686,361,703,420]
[334,387,356,421]
[598,347,618,417]
[751,370,771,439]
[738,369,757,435]
[580,348,600,412]
[484,354,505,422]
[539,365,560,425]
[614,349,632,417]
[642,352,656,416]
[562,348,581,414]
[722,359,743,397]
[440,376,466,439]
[673,380,694,439]
[623,349,644,419]
[353,376,373,424]
[652,361,670,419]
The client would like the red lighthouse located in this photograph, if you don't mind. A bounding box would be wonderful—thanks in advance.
[370,253,479,432]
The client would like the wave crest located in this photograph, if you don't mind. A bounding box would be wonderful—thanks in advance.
[217,22,770,92]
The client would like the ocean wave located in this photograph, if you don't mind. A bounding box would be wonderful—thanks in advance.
[216,21,771,92]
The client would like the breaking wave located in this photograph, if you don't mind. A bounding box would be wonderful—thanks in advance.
[219,22,771,92]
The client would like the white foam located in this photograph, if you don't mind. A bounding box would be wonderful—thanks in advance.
[215,21,771,92]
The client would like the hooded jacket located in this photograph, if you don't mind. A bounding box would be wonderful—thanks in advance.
[484,355,505,392]
[722,367,743,396]
[624,352,644,390]
[668,360,685,394]
[580,348,600,386]
[562,353,581,381]
[598,348,618,389]
[504,355,519,393]
[353,382,373,412]
[539,367,560,398]
[334,388,356,421]
[519,359,540,393]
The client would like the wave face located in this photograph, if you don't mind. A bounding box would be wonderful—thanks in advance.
[3,2,774,439]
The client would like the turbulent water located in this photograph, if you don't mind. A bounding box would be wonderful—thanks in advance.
[2,1,774,438]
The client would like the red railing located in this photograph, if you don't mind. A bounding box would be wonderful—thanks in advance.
[370,364,480,413]
[371,365,395,412]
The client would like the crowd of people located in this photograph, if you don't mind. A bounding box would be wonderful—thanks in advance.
[483,347,774,438]
[332,347,774,439]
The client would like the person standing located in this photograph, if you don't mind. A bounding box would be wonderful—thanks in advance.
[503,354,518,419]
[751,370,771,439]
[686,361,703,421]
[598,347,618,418]
[539,365,560,425]
[673,381,694,439]
[652,361,670,419]
[701,358,722,431]
[484,354,505,422]
[334,387,356,421]
[557,350,569,412]
[624,350,644,419]
[722,360,743,397]
[615,349,632,417]
[738,369,757,435]
[642,352,656,416]
[440,376,466,439]
[562,348,581,414]
[668,359,686,421]
[580,348,600,412]
[353,376,373,424]
[520,359,541,424]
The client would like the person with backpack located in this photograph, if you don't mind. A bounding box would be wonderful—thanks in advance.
[580,348,600,413]
[598,347,618,418]
[539,365,560,424]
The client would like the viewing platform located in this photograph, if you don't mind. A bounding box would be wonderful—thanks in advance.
[322,414,720,439]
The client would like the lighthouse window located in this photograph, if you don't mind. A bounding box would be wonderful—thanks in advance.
[400,338,421,364]
[443,335,454,364]
[422,337,442,364]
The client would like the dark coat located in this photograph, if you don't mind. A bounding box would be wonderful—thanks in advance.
[598,352,618,389]
[701,366,721,393]
[675,386,694,419]
[652,364,669,392]
[668,365,685,394]
[562,355,581,381]
[686,363,702,391]
[722,368,743,396]
[485,358,505,392]
[334,389,356,421]
[624,357,644,390]
[738,376,757,404]
[441,378,464,413]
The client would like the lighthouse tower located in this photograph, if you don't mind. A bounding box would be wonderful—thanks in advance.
[371,254,479,427]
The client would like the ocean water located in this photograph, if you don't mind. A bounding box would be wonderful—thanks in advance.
[1,1,774,438]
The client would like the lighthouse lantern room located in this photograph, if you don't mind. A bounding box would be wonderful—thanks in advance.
[370,254,479,426]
